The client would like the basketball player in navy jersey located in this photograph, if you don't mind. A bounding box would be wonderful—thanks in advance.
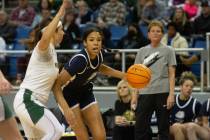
[185,98,210,140]
[53,27,125,140]
[169,72,202,140]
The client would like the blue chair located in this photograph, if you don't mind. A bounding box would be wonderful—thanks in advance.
[109,25,128,44]
[8,25,32,78]
[15,25,32,39]
[192,39,206,49]
[190,37,206,77]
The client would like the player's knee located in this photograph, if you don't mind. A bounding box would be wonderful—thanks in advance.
[170,123,182,134]
[185,123,196,133]
[92,131,106,140]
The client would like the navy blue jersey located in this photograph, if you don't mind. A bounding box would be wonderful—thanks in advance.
[200,99,210,122]
[170,94,201,124]
[63,49,103,90]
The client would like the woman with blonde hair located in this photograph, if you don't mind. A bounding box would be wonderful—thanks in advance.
[113,80,135,140]
[172,7,192,38]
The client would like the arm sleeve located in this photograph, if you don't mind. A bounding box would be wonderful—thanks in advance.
[195,101,202,117]
[201,100,209,117]
[168,47,177,66]
[134,48,143,64]
[64,55,87,76]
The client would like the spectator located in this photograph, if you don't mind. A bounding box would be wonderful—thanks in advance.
[97,0,127,27]
[192,1,210,37]
[60,9,81,50]
[10,0,36,26]
[75,0,93,25]
[171,7,193,38]
[115,23,149,69]
[132,0,147,23]
[131,20,176,140]
[140,0,166,25]
[113,80,135,140]
[0,10,17,44]
[161,22,190,78]
[185,98,210,140]
[58,9,81,70]
[169,71,202,140]
[31,8,52,28]
[182,0,201,21]
[36,0,53,13]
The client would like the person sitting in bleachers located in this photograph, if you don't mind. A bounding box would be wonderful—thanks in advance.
[36,0,54,14]
[31,8,52,28]
[97,0,127,27]
[113,80,135,140]
[182,0,201,21]
[132,0,148,24]
[161,22,190,79]
[192,1,210,37]
[0,10,17,45]
[169,71,202,140]
[60,9,81,50]
[185,98,210,140]
[171,7,193,39]
[75,0,93,25]
[0,10,17,76]
[114,23,149,70]
[140,0,166,25]
[10,0,35,27]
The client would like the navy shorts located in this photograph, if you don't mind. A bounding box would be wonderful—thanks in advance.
[63,83,96,110]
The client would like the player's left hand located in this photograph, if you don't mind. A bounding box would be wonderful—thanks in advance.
[0,78,12,95]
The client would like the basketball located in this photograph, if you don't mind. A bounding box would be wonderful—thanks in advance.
[126,64,151,88]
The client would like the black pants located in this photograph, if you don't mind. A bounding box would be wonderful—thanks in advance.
[113,126,135,140]
[135,93,170,140]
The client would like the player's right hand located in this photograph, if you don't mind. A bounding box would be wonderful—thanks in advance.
[64,108,76,128]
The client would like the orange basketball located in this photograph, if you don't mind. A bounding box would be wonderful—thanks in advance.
[126,64,151,88]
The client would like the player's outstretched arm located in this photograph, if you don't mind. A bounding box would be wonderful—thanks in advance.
[99,64,125,79]
[38,0,69,51]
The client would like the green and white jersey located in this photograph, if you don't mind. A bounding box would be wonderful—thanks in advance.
[20,43,59,104]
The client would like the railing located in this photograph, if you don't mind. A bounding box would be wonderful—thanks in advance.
[206,32,210,89]
[0,48,206,91]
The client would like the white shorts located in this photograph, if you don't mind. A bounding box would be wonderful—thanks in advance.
[13,88,64,139]
[0,96,12,122]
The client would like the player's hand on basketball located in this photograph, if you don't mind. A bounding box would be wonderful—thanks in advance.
[64,108,76,128]
[166,94,175,110]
